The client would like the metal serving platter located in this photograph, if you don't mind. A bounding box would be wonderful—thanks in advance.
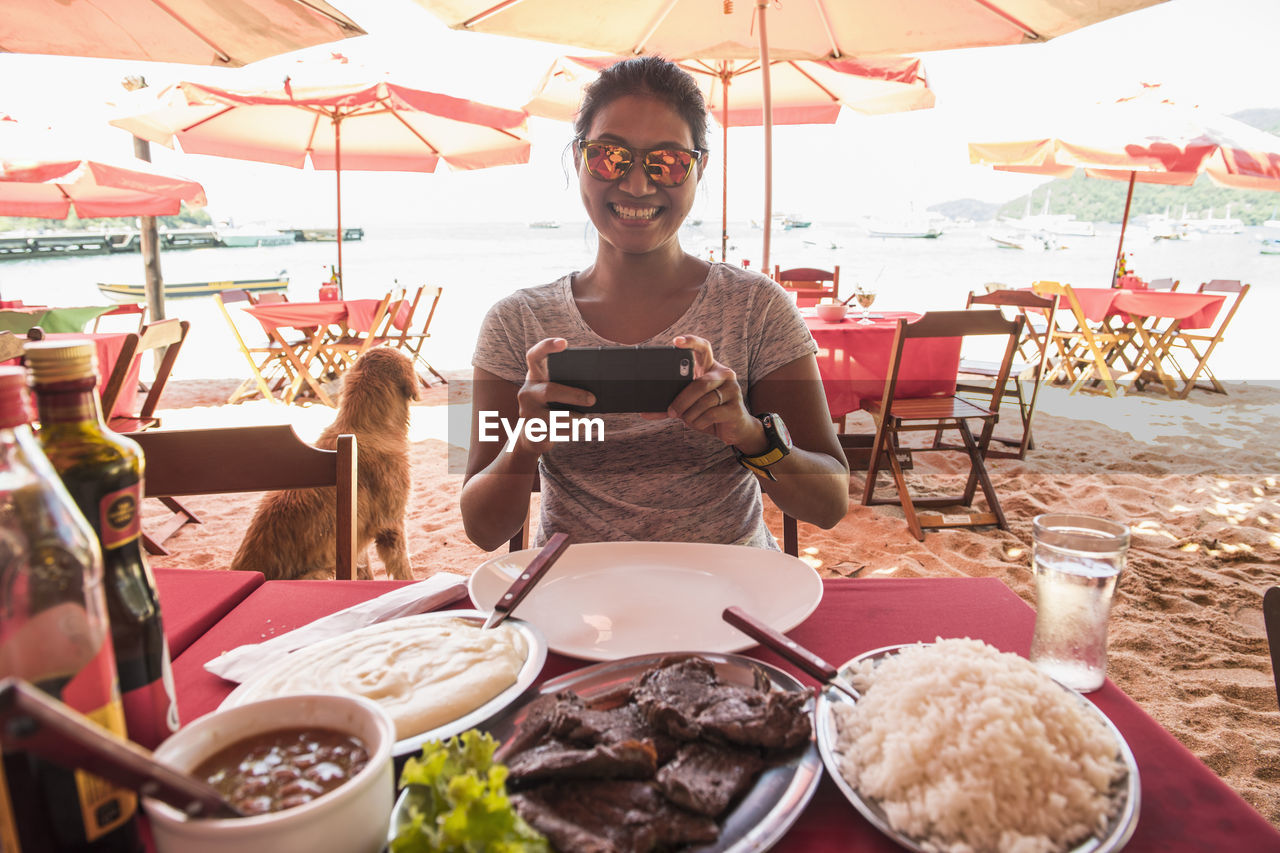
[395,651,822,852]
[815,644,1141,853]
[221,610,547,759]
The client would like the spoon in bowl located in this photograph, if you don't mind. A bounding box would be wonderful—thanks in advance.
[722,606,861,701]
[0,677,244,818]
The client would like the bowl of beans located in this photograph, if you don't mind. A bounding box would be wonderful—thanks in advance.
[143,693,396,853]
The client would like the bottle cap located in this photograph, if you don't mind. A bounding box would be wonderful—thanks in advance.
[24,341,99,384]
[0,367,31,428]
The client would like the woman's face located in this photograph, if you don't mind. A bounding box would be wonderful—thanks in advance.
[575,94,702,258]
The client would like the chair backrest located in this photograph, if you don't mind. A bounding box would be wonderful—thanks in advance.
[128,425,358,580]
[774,266,839,306]
[254,292,289,304]
[106,319,191,431]
[392,285,443,342]
[880,310,1024,413]
[1147,277,1179,291]
[100,318,186,419]
[966,287,1059,369]
[1266,587,1280,712]
[1191,279,1250,339]
[91,302,148,334]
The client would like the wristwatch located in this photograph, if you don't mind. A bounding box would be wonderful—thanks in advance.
[736,413,793,481]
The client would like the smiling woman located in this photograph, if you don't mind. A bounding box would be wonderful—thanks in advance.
[459,56,850,553]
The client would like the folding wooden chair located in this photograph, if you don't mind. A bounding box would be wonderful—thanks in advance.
[102,318,190,432]
[947,288,1059,459]
[91,302,148,334]
[128,425,358,579]
[862,310,1024,541]
[1033,280,1125,397]
[385,285,446,387]
[773,266,839,307]
[1147,278,1179,291]
[1163,279,1249,397]
[324,291,396,376]
[215,290,297,404]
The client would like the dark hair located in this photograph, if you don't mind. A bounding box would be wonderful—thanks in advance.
[573,56,709,152]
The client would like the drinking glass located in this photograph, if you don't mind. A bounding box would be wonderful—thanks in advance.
[855,289,877,324]
[1028,513,1129,693]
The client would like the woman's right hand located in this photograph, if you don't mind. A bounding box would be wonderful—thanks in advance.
[514,337,595,456]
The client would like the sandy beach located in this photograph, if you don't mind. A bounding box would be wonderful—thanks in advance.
[141,367,1280,828]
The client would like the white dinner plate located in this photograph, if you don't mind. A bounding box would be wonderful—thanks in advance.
[468,542,823,661]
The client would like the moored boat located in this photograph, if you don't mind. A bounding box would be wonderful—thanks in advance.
[97,273,289,302]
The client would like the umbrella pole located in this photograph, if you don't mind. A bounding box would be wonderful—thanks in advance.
[335,116,344,298]
[721,91,729,263]
[1112,171,1136,286]
[757,0,773,274]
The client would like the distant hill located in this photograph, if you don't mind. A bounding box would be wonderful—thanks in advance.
[987,108,1280,225]
[929,199,1003,222]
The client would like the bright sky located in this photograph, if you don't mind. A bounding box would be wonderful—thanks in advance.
[3,0,1279,227]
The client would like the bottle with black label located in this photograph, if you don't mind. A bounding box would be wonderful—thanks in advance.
[0,366,141,851]
[25,342,178,751]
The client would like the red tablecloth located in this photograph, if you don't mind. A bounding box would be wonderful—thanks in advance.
[806,312,962,418]
[160,575,1278,851]
[246,298,410,335]
[1064,288,1225,331]
[153,567,264,657]
[43,331,143,418]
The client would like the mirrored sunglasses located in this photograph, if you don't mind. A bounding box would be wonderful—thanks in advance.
[578,139,703,187]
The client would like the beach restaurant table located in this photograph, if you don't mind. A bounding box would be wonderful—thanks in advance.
[243,298,409,406]
[151,574,1279,851]
[0,304,115,334]
[806,311,961,419]
[153,567,264,657]
[42,331,143,418]
[1065,288,1226,397]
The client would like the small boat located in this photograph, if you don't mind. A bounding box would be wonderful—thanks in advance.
[1261,238,1280,255]
[528,220,561,229]
[866,221,943,238]
[217,228,294,248]
[97,273,290,302]
[988,231,1061,251]
[782,215,811,230]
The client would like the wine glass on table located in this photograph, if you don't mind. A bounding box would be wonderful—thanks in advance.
[855,288,877,324]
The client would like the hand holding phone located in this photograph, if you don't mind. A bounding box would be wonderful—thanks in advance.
[547,346,694,413]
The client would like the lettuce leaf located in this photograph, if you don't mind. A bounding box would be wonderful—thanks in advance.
[390,730,550,853]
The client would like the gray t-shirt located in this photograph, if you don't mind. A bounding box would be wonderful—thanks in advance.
[472,262,817,548]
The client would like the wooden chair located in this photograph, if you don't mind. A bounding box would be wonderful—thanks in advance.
[1033,280,1125,397]
[91,302,147,334]
[215,290,297,404]
[1147,277,1179,291]
[128,424,358,579]
[386,285,447,387]
[1163,279,1250,397]
[774,266,839,308]
[862,310,1024,541]
[254,292,290,304]
[1265,587,1280,712]
[947,288,1059,459]
[101,318,190,432]
[325,291,396,375]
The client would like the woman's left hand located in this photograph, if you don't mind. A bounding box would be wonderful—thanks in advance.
[661,334,759,447]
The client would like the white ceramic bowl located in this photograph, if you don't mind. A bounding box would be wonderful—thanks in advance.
[815,303,848,322]
[144,694,395,853]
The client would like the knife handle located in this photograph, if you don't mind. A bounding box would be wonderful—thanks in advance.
[722,605,839,683]
[499,531,571,614]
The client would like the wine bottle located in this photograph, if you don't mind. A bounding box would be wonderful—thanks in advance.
[25,342,179,751]
[0,366,141,852]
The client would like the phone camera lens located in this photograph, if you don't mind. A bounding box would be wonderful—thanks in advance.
[680,359,691,376]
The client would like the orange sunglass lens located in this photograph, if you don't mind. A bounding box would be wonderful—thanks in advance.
[584,144,633,180]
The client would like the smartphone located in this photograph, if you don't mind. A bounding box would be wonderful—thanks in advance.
[547,346,694,413]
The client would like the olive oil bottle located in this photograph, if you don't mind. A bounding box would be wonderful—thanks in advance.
[0,366,141,852]
[25,342,178,751]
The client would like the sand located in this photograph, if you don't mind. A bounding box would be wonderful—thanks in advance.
[141,370,1280,828]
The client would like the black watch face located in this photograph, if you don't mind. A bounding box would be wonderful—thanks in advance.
[766,413,792,450]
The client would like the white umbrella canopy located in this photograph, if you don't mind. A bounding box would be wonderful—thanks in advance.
[110,57,531,289]
[970,85,1280,279]
[526,53,935,259]
[416,0,1168,269]
[1,0,366,67]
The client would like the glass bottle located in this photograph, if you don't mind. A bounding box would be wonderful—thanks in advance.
[24,342,178,751]
[0,366,141,852]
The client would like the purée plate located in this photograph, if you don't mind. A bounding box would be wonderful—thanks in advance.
[219,610,546,758]
[468,542,823,661]
[388,652,822,852]
[815,644,1141,853]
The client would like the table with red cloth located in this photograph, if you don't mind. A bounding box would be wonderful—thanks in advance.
[152,575,1279,851]
[43,331,144,418]
[153,567,264,657]
[806,311,962,419]
[242,297,411,405]
[1062,288,1226,395]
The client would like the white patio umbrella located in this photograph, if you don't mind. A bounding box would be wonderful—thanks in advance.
[526,53,935,261]
[414,0,1166,270]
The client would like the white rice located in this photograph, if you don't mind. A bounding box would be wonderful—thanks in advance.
[831,638,1125,853]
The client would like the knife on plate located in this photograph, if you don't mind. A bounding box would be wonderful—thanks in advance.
[722,606,861,701]
[484,531,571,629]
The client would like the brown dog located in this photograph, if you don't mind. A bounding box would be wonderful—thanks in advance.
[230,347,419,580]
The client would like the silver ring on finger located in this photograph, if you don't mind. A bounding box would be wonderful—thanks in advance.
[714,387,723,406]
